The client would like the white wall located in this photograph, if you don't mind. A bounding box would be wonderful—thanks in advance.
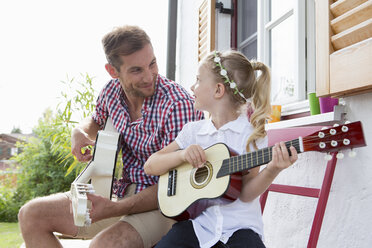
[176,2,372,247]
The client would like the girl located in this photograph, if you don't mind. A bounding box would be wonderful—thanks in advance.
[144,50,298,248]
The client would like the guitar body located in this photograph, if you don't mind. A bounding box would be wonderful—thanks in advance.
[158,143,233,218]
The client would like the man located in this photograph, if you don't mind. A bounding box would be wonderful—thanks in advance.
[18,25,203,248]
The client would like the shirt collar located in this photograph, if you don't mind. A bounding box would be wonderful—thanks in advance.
[198,114,249,135]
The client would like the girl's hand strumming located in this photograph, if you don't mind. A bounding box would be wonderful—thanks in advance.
[181,144,206,168]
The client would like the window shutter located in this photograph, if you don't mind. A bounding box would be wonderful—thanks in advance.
[316,0,372,97]
[198,0,215,62]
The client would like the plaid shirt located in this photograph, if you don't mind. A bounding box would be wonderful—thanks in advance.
[92,74,203,197]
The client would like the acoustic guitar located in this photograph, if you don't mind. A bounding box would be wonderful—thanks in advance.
[158,121,366,219]
[70,117,120,226]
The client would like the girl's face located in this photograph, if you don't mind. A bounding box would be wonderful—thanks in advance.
[191,63,218,111]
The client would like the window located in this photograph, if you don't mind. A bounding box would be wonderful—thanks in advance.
[237,0,257,60]
[237,0,316,113]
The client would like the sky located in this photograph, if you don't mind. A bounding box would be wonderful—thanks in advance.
[0,0,169,134]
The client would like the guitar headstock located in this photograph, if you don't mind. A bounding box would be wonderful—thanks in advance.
[302,121,366,153]
[70,182,95,226]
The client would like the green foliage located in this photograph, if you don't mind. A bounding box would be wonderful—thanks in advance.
[0,183,18,222]
[52,73,97,175]
[0,73,97,222]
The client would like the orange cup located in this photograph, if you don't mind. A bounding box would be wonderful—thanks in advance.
[268,105,281,123]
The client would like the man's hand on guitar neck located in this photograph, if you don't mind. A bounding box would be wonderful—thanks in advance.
[86,193,116,223]
[86,185,159,223]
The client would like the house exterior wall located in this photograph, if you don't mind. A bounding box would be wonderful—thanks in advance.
[176,2,372,247]
[0,134,19,160]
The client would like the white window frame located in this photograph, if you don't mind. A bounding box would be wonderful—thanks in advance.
[257,0,315,115]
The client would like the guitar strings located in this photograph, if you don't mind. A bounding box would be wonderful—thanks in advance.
[218,135,349,176]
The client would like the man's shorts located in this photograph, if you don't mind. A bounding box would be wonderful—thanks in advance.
[66,184,176,248]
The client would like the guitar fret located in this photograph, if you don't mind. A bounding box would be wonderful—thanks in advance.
[250,152,253,169]
[269,147,271,161]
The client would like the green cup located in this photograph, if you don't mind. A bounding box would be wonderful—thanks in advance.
[308,93,320,115]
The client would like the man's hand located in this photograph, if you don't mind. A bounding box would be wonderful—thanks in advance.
[86,194,118,223]
[71,127,95,162]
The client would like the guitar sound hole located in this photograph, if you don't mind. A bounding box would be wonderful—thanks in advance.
[190,161,213,189]
[194,166,209,184]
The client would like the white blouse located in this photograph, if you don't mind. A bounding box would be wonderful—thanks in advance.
[175,115,268,248]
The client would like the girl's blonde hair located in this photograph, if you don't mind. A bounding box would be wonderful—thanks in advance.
[203,50,271,151]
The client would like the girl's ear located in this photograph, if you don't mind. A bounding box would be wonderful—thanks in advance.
[215,83,225,98]
[105,63,119,78]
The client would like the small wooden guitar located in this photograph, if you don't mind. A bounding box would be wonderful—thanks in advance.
[70,117,120,226]
[158,121,366,218]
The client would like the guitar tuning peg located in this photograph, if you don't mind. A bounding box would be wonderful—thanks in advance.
[333,123,339,127]
[321,127,328,130]
[349,150,357,158]
[324,153,333,161]
[344,120,351,124]
[336,152,344,159]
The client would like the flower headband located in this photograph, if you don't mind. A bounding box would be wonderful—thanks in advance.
[213,51,248,102]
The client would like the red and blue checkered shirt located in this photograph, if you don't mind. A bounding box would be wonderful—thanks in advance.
[92,74,203,197]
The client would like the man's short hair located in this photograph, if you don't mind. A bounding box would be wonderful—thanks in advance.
[102,25,151,71]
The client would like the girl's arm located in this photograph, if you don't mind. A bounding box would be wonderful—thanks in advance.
[144,141,207,176]
[239,142,298,202]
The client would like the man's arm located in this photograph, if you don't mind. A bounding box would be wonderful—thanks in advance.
[71,117,100,162]
[87,184,158,222]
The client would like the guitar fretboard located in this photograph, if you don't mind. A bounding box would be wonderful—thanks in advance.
[216,138,302,178]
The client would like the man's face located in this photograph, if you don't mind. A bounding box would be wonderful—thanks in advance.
[117,43,158,98]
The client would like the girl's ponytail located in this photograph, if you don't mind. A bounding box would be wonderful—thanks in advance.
[246,61,271,152]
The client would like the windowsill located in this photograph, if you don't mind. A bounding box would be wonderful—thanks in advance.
[281,100,309,116]
[266,105,346,130]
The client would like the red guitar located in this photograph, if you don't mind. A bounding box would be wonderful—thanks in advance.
[157,121,366,219]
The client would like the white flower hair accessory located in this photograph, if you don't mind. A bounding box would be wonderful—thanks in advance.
[213,51,249,102]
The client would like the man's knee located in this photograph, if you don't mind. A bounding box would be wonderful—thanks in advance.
[19,200,34,222]
[18,199,42,233]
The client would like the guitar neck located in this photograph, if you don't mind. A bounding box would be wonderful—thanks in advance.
[216,138,302,178]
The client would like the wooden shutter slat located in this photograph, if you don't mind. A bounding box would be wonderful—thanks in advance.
[331,0,372,34]
[331,0,368,17]
[331,18,372,49]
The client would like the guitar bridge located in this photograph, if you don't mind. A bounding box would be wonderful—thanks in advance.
[167,170,177,196]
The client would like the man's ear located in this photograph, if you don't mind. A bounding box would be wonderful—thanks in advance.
[105,63,119,78]
[215,83,225,98]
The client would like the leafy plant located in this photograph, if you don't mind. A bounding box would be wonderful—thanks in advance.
[50,73,97,176]
[0,73,98,222]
